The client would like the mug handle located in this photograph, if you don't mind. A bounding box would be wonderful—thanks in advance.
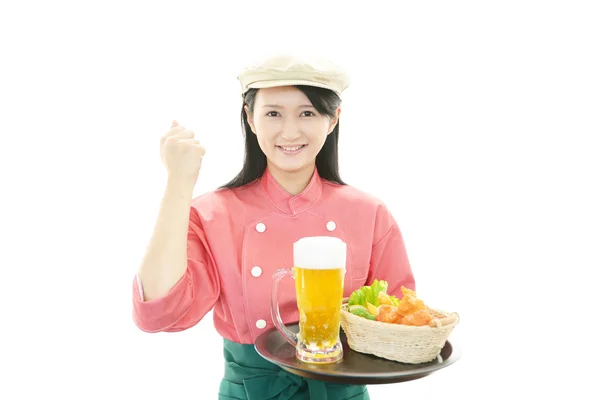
[270,268,298,347]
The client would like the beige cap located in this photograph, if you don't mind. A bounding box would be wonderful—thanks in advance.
[237,53,350,97]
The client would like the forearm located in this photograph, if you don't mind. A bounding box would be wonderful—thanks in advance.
[138,178,195,301]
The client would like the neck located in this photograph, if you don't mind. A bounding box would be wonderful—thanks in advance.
[267,162,315,196]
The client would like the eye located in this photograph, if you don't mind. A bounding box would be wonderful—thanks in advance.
[266,111,280,117]
[301,111,315,117]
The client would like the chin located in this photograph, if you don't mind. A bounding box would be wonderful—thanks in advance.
[271,160,312,174]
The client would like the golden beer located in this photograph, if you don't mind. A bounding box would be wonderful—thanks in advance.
[294,266,344,349]
[271,236,346,364]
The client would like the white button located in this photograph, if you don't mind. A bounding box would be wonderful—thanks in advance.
[326,221,336,231]
[251,266,262,277]
[256,223,266,233]
[256,319,267,329]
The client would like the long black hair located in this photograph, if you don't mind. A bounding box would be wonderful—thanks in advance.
[220,85,346,189]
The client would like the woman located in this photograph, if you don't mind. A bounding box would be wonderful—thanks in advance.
[132,53,416,399]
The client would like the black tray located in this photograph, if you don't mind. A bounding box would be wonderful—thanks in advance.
[255,323,460,385]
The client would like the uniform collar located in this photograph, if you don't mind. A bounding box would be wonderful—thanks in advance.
[260,166,323,215]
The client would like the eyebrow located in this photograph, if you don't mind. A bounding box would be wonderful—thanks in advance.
[261,104,315,109]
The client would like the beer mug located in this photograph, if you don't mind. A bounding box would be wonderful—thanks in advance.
[271,236,346,364]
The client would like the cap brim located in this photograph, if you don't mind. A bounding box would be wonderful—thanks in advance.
[246,79,339,95]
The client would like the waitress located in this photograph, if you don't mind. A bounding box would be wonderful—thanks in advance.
[132,53,416,400]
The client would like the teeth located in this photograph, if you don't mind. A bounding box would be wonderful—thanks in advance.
[280,145,303,151]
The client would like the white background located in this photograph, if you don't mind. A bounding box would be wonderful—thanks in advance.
[1,1,598,399]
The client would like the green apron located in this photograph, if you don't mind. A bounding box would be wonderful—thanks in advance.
[218,339,370,400]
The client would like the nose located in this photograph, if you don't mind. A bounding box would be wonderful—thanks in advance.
[280,117,302,142]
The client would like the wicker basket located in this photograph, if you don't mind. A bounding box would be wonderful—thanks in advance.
[340,300,459,364]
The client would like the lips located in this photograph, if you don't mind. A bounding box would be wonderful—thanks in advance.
[277,145,305,151]
[276,144,307,155]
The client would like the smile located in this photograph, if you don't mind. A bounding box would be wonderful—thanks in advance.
[276,144,307,154]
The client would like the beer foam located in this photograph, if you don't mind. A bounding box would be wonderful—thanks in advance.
[293,236,347,270]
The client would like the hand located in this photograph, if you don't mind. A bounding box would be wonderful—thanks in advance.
[160,120,205,186]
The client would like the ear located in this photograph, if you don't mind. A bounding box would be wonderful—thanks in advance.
[327,107,341,135]
[244,105,257,134]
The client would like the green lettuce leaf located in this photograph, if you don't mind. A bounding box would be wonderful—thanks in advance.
[348,279,392,307]
[359,286,374,305]
[349,306,376,320]
[348,289,367,307]
[369,279,388,305]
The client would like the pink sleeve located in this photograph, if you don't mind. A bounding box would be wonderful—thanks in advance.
[366,206,416,298]
[132,208,220,333]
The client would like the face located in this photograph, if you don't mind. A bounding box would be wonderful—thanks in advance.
[245,86,340,175]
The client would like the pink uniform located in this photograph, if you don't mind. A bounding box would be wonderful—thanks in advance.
[132,167,415,344]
